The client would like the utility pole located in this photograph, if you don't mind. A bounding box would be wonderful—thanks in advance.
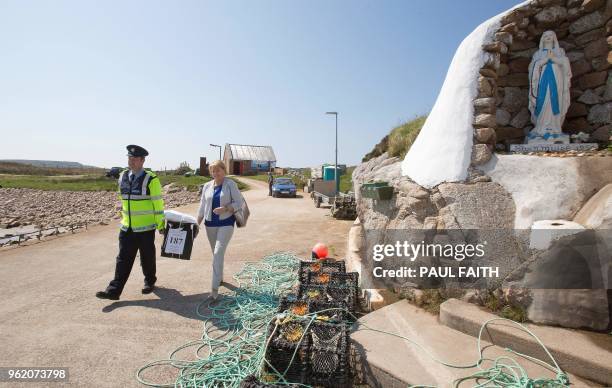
[325,112,339,195]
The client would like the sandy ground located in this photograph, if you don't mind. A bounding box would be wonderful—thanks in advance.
[0,178,353,387]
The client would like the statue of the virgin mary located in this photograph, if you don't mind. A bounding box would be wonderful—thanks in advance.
[526,30,572,144]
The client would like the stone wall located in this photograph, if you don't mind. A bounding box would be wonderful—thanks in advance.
[0,187,199,231]
[471,0,612,166]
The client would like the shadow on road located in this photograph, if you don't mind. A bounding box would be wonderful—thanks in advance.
[101,286,211,321]
[100,282,254,324]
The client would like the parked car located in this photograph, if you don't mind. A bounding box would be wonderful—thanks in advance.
[272,177,297,198]
[106,167,123,179]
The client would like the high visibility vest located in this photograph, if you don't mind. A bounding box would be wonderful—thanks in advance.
[118,169,165,232]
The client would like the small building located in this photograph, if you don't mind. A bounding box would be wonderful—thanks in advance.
[198,157,210,176]
[311,164,347,179]
[223,143,276,175]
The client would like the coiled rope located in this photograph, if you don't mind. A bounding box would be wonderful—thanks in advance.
[136,252,571,388]
[354,314,570,388]
[136,252,302,387]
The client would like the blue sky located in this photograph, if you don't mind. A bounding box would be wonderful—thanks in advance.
[0,0,520,170]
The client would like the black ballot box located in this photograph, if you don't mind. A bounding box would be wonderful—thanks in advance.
[161,221,199,260]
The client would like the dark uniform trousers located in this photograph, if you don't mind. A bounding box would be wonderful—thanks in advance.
[106,229,157,296]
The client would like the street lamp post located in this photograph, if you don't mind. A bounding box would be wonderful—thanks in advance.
[210,144,222,160]
[325,112,338,195]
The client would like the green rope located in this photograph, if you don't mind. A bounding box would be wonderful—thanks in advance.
[352,313,569,388]
[136,253,570,388]
[136,252,303,388]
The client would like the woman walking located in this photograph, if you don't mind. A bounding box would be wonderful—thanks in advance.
[197,160,244,299]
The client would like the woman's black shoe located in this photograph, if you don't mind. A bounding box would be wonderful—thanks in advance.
[142,285,155,294]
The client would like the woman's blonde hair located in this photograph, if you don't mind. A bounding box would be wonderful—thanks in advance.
[209,160,226,173]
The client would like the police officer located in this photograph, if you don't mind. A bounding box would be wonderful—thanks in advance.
[96,145,165,300]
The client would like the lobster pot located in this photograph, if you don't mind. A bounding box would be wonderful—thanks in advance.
[326,286,357,315]
[306,271,359,291]
[306,321,350,387]
[298,284,356,314]
[277,297,309,317]
[161,220,198,260]
[264,319,310,384]
[298,260,346,284]
[297,284,328,303]
[309,300,349,323]
[329,272,359,288]
[306,271,334,286]
[239,375,284,388]
[298,261,316,284]
[330,272,360,302]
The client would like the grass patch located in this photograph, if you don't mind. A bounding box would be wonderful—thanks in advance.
[387,115,427,158]
[229,177,249,191]
[399,288,446,314]
[399,288,465,315]
[158,175,211,192]
[500,305,527,322]
[482,290,527,323]
[0,173,217,192]
[484,292,502,312]
[420,289,446,314]
[0,174,117,191]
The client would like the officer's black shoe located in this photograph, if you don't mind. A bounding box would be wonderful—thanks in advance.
[142,284,155,294]
[96,291,119,300]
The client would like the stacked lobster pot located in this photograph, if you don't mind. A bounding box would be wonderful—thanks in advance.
[265,317,310,383]
[260,259,359,387]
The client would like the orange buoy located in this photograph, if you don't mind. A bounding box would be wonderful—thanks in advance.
[311,243,328,260]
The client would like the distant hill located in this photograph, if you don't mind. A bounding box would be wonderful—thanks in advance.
[0,161,105,176]
[0,159,99,169]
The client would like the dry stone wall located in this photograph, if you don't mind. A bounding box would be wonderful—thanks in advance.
[0,187,199,230]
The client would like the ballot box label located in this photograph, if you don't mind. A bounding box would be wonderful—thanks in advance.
[165,228,187,255]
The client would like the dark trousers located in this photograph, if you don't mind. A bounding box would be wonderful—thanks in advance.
[268,184,272,196]
[106,229,157,296]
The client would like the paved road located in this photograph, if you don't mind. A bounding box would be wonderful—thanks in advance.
[0,178,353,387]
